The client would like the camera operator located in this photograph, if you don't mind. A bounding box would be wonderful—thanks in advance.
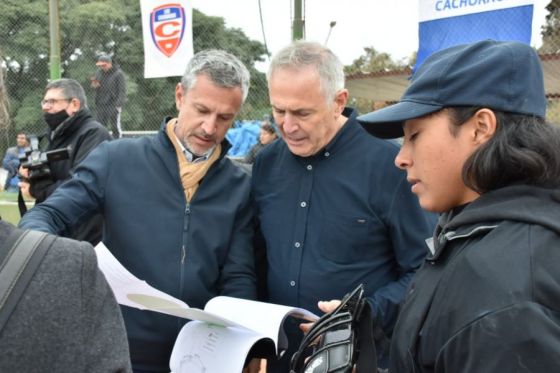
[19,78,111,245]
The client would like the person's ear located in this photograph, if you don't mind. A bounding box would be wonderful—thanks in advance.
[175,83,184,111]
[333,89,348,118]
[68,98,81,115]
[471,108,497,145]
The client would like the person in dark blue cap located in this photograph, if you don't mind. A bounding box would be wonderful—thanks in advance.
[356,40,560,372]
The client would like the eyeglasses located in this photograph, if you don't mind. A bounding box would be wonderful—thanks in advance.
[40,98,71,107]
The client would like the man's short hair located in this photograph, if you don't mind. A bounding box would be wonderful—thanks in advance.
[45,78,88,108]
[267,41,345,103]
[181,49,251,102]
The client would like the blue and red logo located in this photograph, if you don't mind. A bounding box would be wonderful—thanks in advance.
[150,4,186,57]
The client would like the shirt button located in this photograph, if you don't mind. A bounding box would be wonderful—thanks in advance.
[290,281,296,287]
[324,152,330,157]
[306,165,313,171]
[294,242,301,248]
[300,201,307,208]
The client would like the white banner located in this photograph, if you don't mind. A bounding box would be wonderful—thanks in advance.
[140,0,194,79]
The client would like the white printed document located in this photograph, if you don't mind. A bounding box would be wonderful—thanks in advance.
[94,242,318,373]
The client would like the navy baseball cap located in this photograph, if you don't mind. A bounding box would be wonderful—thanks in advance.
[358,40,547,139]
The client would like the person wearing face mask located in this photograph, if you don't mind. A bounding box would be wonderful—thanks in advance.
[19,78,111,245]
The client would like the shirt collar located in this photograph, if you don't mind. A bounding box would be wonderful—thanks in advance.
[172,125,215,163]
[322,107,358,154]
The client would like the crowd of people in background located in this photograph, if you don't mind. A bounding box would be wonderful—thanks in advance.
[1,37,560,373]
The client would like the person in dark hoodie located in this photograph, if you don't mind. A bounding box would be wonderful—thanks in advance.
[19,78,111,245]
[352,40,560,372]
[91,54,127,138]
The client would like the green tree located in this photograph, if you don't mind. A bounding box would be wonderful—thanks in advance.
[191,10,269,119]
[344,47,411,114]
[344,47,406,75]
[539,0,560,125]
[539,0,560,54]
[0,1,50,135]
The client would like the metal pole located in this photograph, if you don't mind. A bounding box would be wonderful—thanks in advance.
[48,0,62,80]
[292,0,304,41]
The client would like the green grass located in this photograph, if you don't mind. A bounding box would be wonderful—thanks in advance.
[0,204,22,225]
[0,191,20,203]
[0,191,35,225]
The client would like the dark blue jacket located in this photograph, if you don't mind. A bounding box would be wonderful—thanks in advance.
[19,118,257,372]
[252,108,437,335]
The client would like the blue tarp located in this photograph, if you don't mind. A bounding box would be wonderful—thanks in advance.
[226,120,261,157]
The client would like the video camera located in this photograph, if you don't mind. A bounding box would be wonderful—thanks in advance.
[19,136,71,182]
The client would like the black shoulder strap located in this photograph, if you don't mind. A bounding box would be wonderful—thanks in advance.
[355,302,377,372]
[356,305,391,372]
[0,229,55,332]
[18,189,28,217]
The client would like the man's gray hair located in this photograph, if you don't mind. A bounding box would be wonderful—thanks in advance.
[181,49,251,102]
[267,41,345,103]
[45,78,88,108]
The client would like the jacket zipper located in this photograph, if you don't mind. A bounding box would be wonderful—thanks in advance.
[443,225,498,241]
[177,202,191,331]
[182,203,191,265]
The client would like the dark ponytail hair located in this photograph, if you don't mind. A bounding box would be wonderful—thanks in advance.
[448,107,560,193]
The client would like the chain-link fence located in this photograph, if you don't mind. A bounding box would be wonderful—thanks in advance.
[0,1,271,155]
[1,0,559,158]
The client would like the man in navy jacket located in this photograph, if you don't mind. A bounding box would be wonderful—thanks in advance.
[19,50,257,372]
[252,41,437,371]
